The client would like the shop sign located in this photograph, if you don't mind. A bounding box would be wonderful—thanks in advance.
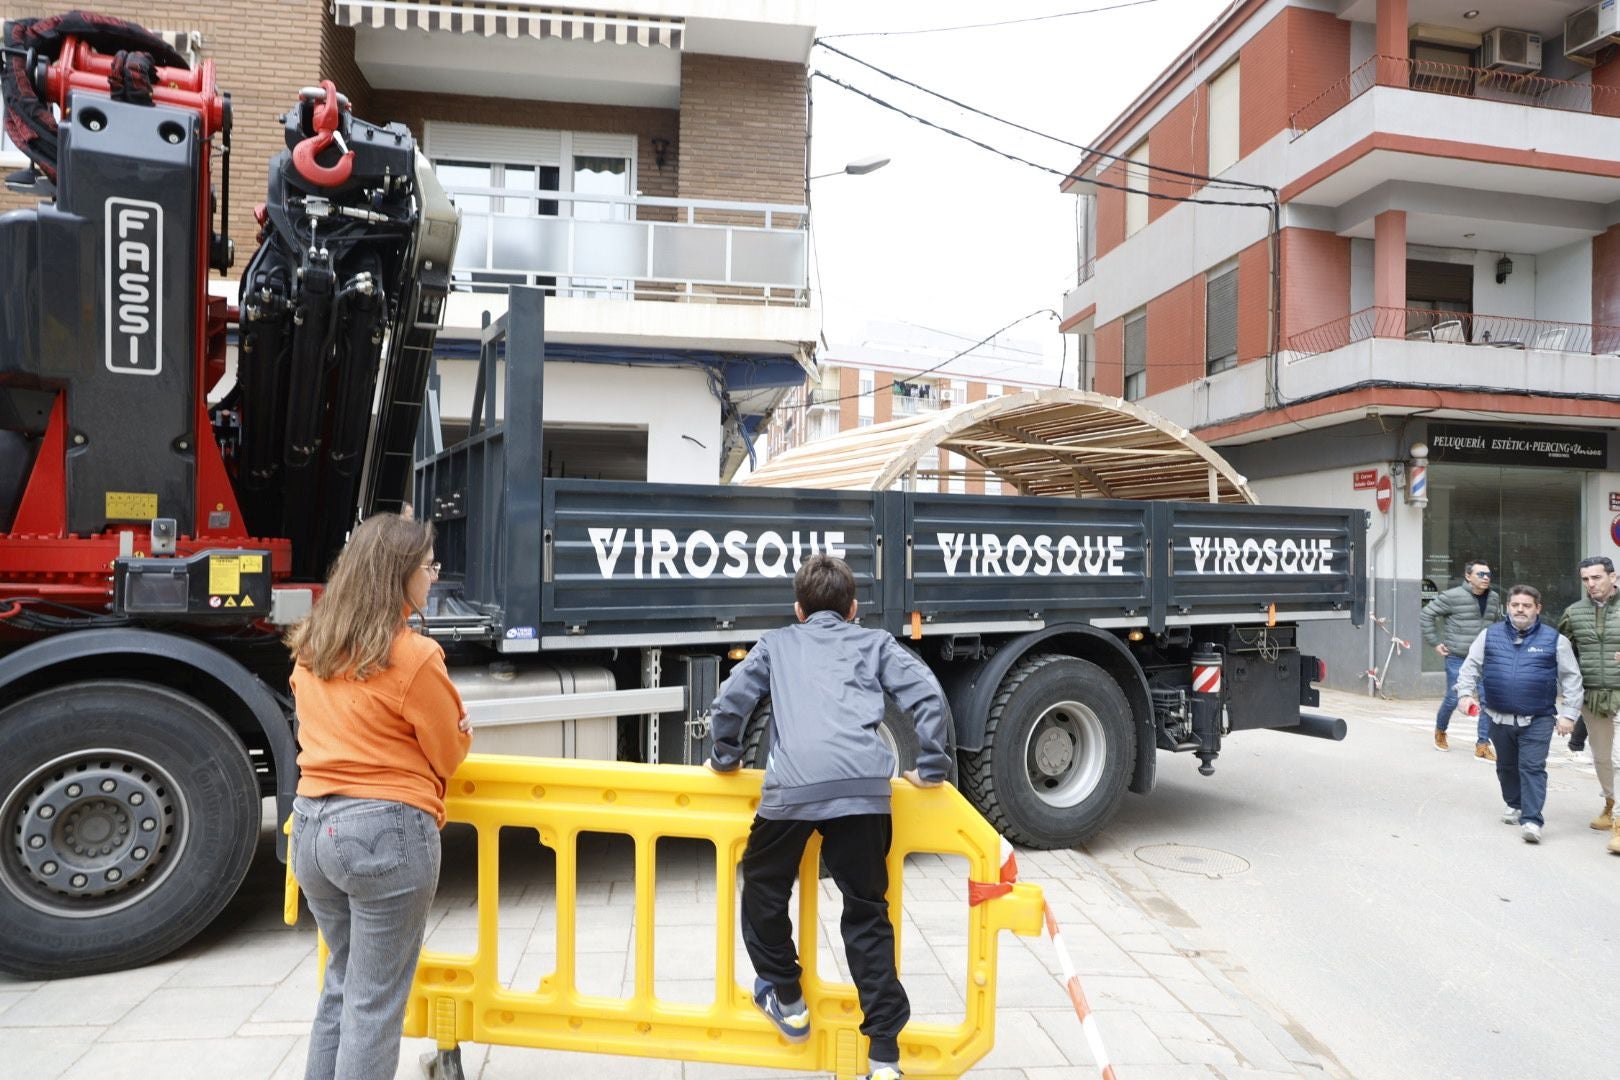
[1352,469,1379,491]
[1610,492,1620,512]
[1427,423,1608,469]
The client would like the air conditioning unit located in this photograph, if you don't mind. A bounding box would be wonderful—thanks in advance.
[1566,0,1620,58]
[1481,28,1542,72]
[152,29,203,68]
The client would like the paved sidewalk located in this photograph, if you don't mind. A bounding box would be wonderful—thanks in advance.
[1,803,1346,1080]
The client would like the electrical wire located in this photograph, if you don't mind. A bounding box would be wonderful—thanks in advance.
[817,0,1168,39]
[810,72,1275,211]
[815,40,1273,195]
[814,309,1062,406]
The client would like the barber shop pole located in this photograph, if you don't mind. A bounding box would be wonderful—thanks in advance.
[1406,460,1428,506]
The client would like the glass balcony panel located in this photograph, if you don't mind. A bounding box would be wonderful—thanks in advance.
[454,214,490,271]
[489,215,570,274]
[571,219,647,277]
[730,229,807,288]
[652,225,727,282]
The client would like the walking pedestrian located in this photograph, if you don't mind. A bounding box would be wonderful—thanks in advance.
[1557,556,1620,853]
[1421,560,1502,757]
[286,514,473,1080]
[706,554,951,1080]
[1456,584,1583,844]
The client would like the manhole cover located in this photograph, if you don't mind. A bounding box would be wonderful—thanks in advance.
[1134,843,1251,878]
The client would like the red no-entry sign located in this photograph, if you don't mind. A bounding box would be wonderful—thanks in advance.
[1375,474,1393,514]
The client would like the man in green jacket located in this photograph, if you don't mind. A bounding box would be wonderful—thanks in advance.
[1557,555,1620,853]
[1421,560,1501,757]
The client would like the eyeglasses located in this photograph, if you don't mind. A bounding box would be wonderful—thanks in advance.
[1472,570,1491,578]
[421,561,442,576]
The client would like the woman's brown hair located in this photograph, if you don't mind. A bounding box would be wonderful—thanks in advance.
[285,513,435,679]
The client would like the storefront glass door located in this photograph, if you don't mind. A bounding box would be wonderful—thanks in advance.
[1421,464,1584,672]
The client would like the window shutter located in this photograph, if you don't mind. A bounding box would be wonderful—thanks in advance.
[1124,314,1147,377]
[425,122,562,165]
[1205,268,1238,370]
[1208,62,1241,175]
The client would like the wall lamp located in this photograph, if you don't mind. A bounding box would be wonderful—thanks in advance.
[1495,255,1513,284]
[651,137,672,172]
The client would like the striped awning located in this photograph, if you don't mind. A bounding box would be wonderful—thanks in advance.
[333,1,684,47]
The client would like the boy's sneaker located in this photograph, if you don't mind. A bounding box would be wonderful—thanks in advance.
[751,978,809,1042]
[1521,822,1542,844]
[1500,805,1521,825]
[859,1064,902,1080]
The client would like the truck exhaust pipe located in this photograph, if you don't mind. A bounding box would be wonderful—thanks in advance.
[1273,713,1348,741]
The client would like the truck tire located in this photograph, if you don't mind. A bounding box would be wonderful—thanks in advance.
[741,696,956,783]
[0,680,261,978]
[961,654,1134,849]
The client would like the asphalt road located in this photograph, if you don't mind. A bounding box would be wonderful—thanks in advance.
[1085,689,1618,1080]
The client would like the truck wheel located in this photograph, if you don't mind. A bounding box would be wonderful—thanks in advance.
[961,654,1133,849]
[741,697,955,782]
[0,681,261,979]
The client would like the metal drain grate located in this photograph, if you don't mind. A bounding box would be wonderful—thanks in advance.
[1134,843,1251,878]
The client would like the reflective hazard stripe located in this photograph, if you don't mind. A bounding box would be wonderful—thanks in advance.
[1192,665,1221,694]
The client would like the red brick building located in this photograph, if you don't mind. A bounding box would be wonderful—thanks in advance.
[1063,0,1620,694]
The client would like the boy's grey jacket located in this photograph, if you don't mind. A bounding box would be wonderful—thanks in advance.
[1421,584,1502,655]
[708,609,952,820]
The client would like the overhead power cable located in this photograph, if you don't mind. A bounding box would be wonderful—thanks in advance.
[815,40,1274,195]
[817,0,1167,39]
[810,72,1275,210]
[813,309,1062,406]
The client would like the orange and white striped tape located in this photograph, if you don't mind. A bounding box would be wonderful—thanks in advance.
[969,837,1116,1079]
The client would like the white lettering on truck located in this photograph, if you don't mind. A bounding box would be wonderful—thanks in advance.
[1188,535,1334,575]
[936,533,1127,577]
[104,197,163,376]
[587,528,848,579]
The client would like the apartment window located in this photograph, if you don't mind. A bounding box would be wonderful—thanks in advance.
[857,372,875,422]
[1123,311,1147,401]
[426,123,634,295]
[1125,139,1149,237]
[1208,62,1240,176]
[1205,264,1238,374]
[1410,43,1473,97]
[1406,259,1473,337]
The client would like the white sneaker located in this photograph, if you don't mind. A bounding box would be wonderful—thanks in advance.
[1521,822,1542,844]
[1501,805,1521,824]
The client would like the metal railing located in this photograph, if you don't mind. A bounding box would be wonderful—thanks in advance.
[1287,306,1620,359]
[1289,55,1620,137]
[443,184,809,304]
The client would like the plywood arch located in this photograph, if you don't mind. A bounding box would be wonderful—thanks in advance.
[743,388,1255,503]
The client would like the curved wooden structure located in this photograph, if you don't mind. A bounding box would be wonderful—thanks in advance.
[744,388,1256,503]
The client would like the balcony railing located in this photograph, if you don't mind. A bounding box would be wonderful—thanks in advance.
[1287,307,1620,359]
[443,185,809,304]
[1289,56,1620,138]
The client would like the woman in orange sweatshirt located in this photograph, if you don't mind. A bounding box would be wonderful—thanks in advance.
[287,513,472,1080]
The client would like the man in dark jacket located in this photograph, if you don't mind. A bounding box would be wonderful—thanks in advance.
[707,554,950,1080]
[1421,560,1502,757]
[1557,556,1620,852]
[1456,584,1583,844]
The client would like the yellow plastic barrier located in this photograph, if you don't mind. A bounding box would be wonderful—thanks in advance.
[285,756,1045,1079]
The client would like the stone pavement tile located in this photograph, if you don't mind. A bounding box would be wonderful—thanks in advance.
[162,931,316,988]
[970,1008,1072,1070]
[897,972,964,1016]
[1141,1010,1224,1043]
[983,946,1070,1010]
[101,985,273,1042]
[0,964,181,1028]
[1132,951,1206,983]
[1204,1014,1298,1073]
[60,1035,295,1080]
[0,990,28,1019]
[484,1045,683,1078]
[652,977,718,1007]
[1110,930,1183,956]
[238,1020,312,1038]
[680,1061,802,1079]
[394,1037,490,1080]
[1026,1066,1219,1080]
[1030,922,1147,978]
[250,953,321,1024]
[1077,974,1189,1014]
[1215,1069,1313,1079]
[0,1024,104,1079]
[1166,1036,1242,1067]
[1028,1006,1097,1067]
[1161,977,1247,1018]
[1084,1008,1178,1066]
[900,875,959,901]
[1237,1002,1322,1067]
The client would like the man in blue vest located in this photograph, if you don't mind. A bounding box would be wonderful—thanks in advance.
[1456,584,1583,843]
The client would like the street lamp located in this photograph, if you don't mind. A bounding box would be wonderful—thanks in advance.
[808,154,891,181]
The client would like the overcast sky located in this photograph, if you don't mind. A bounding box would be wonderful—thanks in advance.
[806,0,1233,382]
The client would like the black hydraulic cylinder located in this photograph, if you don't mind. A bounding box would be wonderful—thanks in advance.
[1273,713,1348,741]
